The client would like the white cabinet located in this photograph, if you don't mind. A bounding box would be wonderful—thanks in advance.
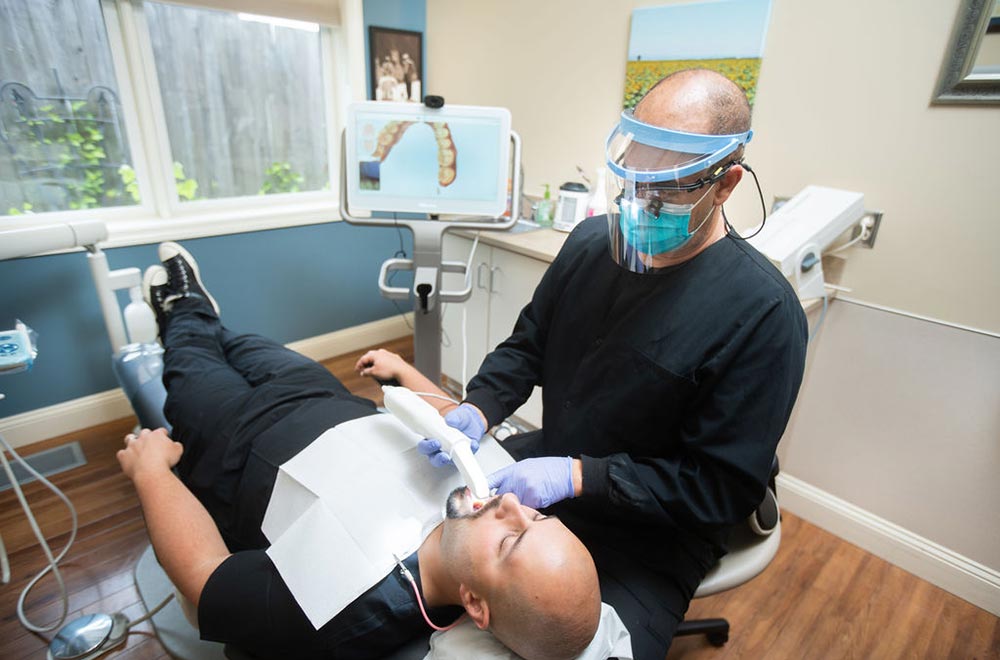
[440,233,548,428]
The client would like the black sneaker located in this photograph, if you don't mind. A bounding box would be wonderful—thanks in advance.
[142,265,171,335]
[158,242,220,315]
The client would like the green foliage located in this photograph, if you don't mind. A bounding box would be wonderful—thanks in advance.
[7,202,33,215]
[119,163,141,204]
[117,162,200,203]
[172,162,199,200]
[259,161,304,195]
[6,101,203,213]
[8,100,307,213]
[11,102,124,212]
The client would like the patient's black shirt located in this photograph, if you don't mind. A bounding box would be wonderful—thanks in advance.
[188,395,462,658]
[199,550,461,659]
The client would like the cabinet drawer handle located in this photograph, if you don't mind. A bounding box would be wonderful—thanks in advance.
[477,262,490,290]
[489,266,500,294]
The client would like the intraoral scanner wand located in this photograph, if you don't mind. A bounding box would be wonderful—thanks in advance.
[382,386,491,500]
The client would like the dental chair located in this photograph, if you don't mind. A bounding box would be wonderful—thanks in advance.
[672,457,782,647]
[137,554,629,660]
[140,460,781,660]
[223,461,783,658]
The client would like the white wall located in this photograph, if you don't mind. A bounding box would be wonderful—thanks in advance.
[975,29,1000,68]
[428,0,999,333]
[746,0,998,333]
[787,300,1000,568]
[427,0,668,223]
[427,0,1000,613]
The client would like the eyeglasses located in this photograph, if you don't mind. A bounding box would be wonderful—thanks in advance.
[611,159,742,212]
[635,159,742,196]
[612,191,696,215]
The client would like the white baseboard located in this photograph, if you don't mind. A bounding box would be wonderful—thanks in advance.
[0,389,135,450]
[286,314,412,361]
[0,314,413,450]
[777,472,1000,616]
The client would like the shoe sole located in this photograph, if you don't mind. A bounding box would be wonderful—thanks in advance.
[141,265,167,344]
[142,265,167,308]
[160,241,220,315]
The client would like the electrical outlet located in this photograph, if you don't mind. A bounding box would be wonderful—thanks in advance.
[851,210,883,248]
[770,195,791,214]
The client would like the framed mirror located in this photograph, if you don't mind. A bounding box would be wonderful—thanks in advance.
[932,0,1000,104]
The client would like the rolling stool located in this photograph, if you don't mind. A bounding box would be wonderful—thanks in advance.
[673,457,782,647]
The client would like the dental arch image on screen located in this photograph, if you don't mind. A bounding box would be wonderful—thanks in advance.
[345,102,511,217]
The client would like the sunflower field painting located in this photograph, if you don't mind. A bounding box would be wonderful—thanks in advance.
[624,58,761,110]
[625,0,772,110]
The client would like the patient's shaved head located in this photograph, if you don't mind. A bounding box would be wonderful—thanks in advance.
[490,545,601,660]
[635,68,751,136]
[440,493,601,659]
[488,530,600,659]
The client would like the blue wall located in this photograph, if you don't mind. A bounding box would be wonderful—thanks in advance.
[1,223,411,417]
[0,0,426,419]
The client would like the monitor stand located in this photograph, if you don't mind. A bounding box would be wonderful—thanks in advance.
[339,130,521,385]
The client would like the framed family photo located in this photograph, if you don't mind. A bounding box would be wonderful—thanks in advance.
[369,26,423,102]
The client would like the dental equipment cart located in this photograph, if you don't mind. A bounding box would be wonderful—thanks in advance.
[1,220,173,660]
[340,99,521,384]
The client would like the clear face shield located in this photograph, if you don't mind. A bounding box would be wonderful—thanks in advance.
[605,111,752,272]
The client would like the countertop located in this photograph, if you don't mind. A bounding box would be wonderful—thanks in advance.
[449,220,834,313]
[450,221,568,263]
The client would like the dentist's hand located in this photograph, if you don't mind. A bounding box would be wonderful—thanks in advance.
[487,457,575,509]
[417,404,486,468]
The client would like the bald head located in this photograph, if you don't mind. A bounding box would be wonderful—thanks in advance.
[439,492,601,659]
[635,68,751,136]
[488,532,601,660]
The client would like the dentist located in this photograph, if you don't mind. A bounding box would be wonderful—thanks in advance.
[399,68,809,658]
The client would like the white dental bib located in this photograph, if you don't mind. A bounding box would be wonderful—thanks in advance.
[261,412,514,629]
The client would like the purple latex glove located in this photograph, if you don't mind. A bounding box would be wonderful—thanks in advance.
[417,404,486,468]
[487,457,574,509]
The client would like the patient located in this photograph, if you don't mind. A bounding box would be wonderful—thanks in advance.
[116,242,601,660]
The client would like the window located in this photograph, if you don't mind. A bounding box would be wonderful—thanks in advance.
[0,0,354,244]
[144,3,329,201]
[0,0,138,215]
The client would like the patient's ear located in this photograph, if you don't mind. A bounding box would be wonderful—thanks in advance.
[458,584,490,629]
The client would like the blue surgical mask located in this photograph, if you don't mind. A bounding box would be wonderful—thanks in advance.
[618,185,715,255]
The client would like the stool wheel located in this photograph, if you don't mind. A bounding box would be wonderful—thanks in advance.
[707,631,729,647]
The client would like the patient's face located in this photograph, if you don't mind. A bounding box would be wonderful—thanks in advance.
[439,488,589,592]
[440,488,601,658]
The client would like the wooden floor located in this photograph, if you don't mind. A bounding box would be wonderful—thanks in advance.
[2,336,997,660]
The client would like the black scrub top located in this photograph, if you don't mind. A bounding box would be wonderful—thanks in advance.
[466,215,808,623]
[199,549,463,659]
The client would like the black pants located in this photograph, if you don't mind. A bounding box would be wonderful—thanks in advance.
[161,297,377,550]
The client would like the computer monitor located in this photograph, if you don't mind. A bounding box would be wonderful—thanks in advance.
[344,101,512,217]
